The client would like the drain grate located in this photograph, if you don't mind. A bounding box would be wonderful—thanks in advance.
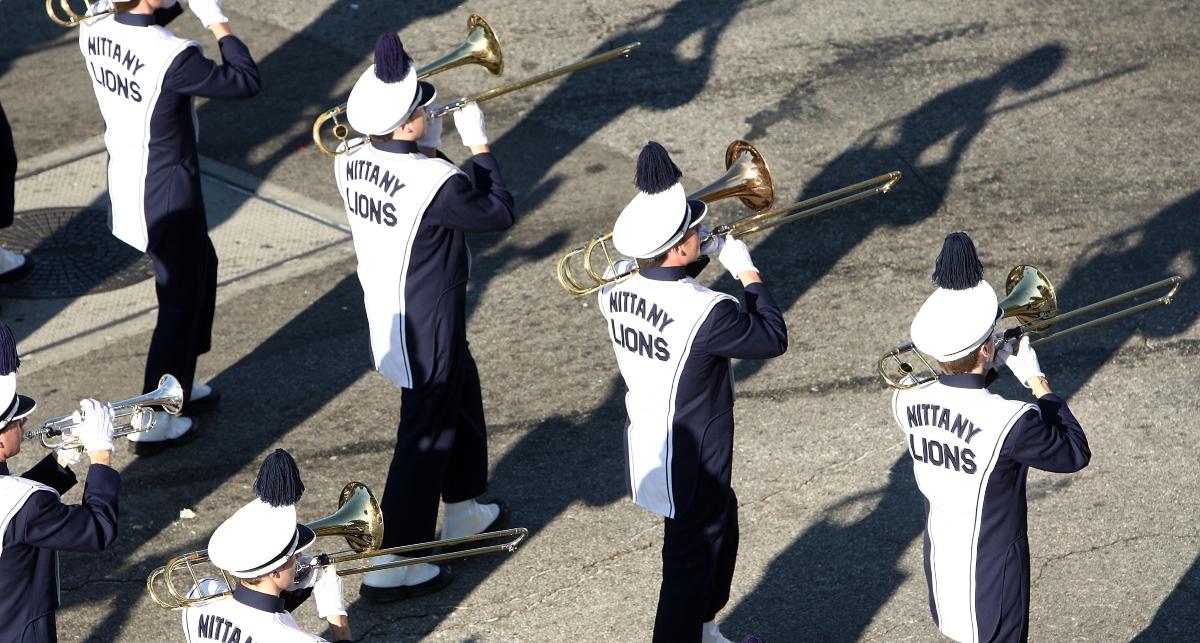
[0,207,154,298]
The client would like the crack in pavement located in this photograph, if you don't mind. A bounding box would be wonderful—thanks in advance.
[1030,532,1195,586]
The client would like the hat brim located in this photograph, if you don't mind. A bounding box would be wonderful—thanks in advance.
[10,395,35,423]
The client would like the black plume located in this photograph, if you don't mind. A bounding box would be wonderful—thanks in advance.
[254,449,305,507]
[932,231,983,290]
[373,32,411,83]
[635,141,682,194]
[0,324,19,376]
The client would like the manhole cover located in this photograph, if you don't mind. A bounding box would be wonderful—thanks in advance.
[0,207,153,298]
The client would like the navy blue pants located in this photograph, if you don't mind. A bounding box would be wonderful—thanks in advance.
[0,100,15,228]
[141,187,216,403]
[654,485,740,643]
[379,344,489,547]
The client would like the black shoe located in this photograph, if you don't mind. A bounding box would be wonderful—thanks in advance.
[130,417,200,456]
[359,564,453,603]
[439,500,510,553]
[0,255,33,283]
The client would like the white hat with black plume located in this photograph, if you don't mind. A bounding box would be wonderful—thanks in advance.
[0,323,35,430]
[611,142,707,259]
[347,32,438,137]
[208,449,316,578]
[910,232,1000,362]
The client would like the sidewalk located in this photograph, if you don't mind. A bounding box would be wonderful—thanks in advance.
[2,136,354,375]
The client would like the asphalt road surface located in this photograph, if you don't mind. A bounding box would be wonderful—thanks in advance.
[0,0,1197,641]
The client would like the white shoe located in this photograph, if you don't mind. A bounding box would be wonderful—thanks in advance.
[702,621,734,643]
[441,498,501,540]
[0,248,26,275]
[361,554,441,588]
[127,411,193,443]
[189,381,212,401]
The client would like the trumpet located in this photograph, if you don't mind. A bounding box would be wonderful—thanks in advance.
[147,482,529,610]
[878,266,1184,390]
[24,374,184,451]
[556,144,901,295]
[46,0,136,27]
[311,14,504,158]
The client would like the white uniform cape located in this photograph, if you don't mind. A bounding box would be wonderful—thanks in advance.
[600,269,734,518]
[334,141,463,389]
[892,381,1034,643]
[78,13,198,251]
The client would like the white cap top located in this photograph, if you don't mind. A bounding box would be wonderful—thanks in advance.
[208,500,315,579]
[910,281,1000,362]
[612,184,707,259]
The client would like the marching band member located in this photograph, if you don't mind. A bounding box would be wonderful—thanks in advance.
[0,324,120,642]
[0,100,31,279]
[333,32,514,601]
[77,0,262,453]
[182,448,351,641]
[891,232,1091,643]
[598,142,787,642]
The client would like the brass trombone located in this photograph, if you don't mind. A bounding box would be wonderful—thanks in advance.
[147,482,528,610]
[311,14,504,158]
[46,0,136,27]
[556,151,901,296]
[24,374,184,451]
[878,265,1184,390]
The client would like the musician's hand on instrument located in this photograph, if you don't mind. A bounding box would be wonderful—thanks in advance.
[187,0,227,28]
[417,107,444,151]
[73,399,115,454]
[53,447,81,468]
[717,235,757,279]
[699,226,724,257]
[312,564,347,619]
[453,103,488,148]
[1003,336,1044,388]
[985,331,1008,370]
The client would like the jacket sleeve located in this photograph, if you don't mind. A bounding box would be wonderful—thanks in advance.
[13,464,119,553]
[1001,394,1091,473]
[422,152,515,232]
[697,282,788,360]
[164,35,262,99]
[20,453,77,495]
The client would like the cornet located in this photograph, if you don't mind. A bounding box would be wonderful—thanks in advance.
[147,482,528,610]
[877,266,1183,390]
[24,374,184,451]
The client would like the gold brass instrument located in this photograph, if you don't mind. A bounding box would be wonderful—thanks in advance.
[425,42,642,119]
[878,266,1184,390]
[556,158,902,296]
[46,0,137,27]
[24,374,183,451]
[311,14,504,158]
[147,482,529,610]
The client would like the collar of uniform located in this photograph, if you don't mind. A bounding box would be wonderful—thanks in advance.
[940,373,986,389]
[371,139,420,155]
[232,584,286,613]
[114,12,157,26]
[640,265,687,282]
[0,462,8,476]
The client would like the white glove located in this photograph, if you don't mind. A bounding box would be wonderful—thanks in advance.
[87,0,114,16]
[312,564,347,619]
[717,235,757,277]
[999,336,1044,387]
[453,103,488,147]
[417,107,444,150]
[699,225,724,256]
[53,447,82,467]
[71,399,115,453]
[188,0,227,27]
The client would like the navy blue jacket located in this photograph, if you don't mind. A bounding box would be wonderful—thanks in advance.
[0,457,120,642]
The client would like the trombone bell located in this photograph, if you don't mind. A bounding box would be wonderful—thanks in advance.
[305,482,384,554]
[417,14,503,79]
[999,265,1056,325]
[689,140,774,212]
